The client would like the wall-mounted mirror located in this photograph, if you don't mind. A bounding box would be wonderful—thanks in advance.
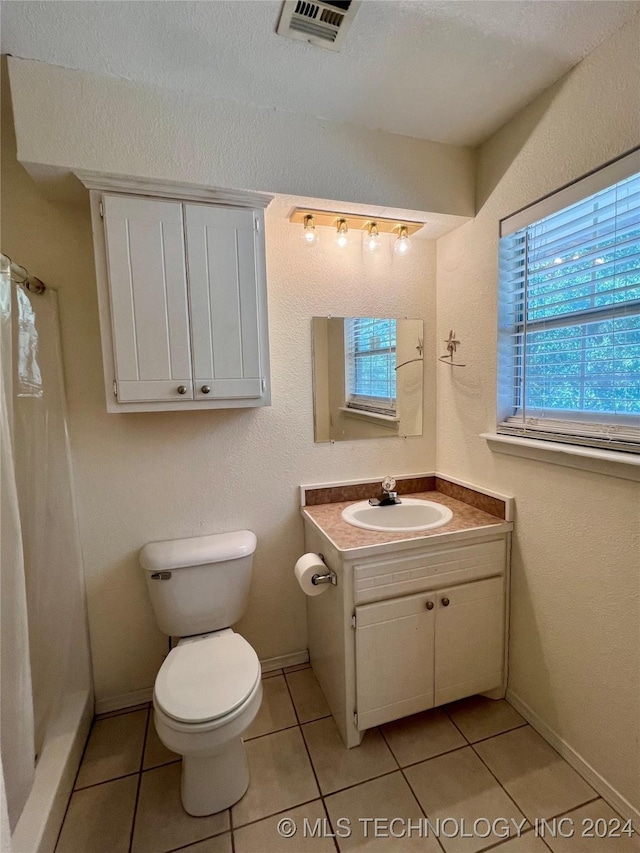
[312,317,424,442]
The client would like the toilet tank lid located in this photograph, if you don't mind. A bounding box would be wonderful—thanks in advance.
[140,530,257,572]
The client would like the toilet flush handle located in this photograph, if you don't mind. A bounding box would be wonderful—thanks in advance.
[150,571,172,580]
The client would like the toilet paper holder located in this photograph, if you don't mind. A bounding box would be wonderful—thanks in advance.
[311,555,337,587]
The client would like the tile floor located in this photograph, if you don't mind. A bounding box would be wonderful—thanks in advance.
[56,665,639,853]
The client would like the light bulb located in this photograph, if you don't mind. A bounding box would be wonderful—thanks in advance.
[363,222,382,252]
[335,219,349,249]
[394,226,411,256]
[302,215,319,246]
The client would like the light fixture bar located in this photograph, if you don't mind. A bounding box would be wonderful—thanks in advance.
[289,208,425,236]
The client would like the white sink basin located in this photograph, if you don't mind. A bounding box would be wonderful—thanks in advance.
[341,498,453,533]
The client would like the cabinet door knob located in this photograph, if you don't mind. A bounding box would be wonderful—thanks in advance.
[441,597,450,607]
[425,600,434,610]
[201,385,211,394]
[177,385,188,395]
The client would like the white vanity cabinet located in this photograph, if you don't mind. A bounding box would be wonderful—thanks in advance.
[303,522,511,748]
[355,575,504,729]
[85,180,272,413]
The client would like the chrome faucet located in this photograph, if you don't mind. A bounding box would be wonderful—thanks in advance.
[369,476,402,507]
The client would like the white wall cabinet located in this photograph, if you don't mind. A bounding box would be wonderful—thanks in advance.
[86,180,272,412]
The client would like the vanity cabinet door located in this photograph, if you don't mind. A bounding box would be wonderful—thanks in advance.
[185,205,267,401]
[102,195,193,402]
[434,576,504,706]
[355,591,435,729]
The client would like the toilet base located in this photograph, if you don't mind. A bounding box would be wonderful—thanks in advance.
[181,736,249,816]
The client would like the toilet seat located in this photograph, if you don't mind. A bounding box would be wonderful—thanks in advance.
[154,632,260,724]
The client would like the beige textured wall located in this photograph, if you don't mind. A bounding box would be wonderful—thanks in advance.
[1,72,437,702]
[436,15,640,815]
[7,56,474,219]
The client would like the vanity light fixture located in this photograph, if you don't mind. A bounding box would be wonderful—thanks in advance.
[393,225,412,256]
[363,222,383,252]
[335,218,350,249]
[289,209,425,250]
[302,214,320,246]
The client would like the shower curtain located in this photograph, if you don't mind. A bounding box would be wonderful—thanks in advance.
[0,263,85,834]
[0,267,35,832]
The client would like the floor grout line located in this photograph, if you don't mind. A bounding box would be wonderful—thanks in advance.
[141,757,182,773]
[164,825,234,853]
[478,825,541,853]
[462,720,529,746]
[396,741,473,771]
[229,797,235,853]
[232,795,322,832]
[282,675,324,804]
[321,797,341,853]
[244,714,330,743]
[437,710,535,850]
[541,794,604,822]
[468,726,536,826]
[377,724,402,772]
[322,767,408,802]
[127,705,151,853]
[469,721,604,823]
[73,769,141,792]
[442,705,473,745]
[378,723,447,853]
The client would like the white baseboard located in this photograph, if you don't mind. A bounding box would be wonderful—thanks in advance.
[95,649,311,714]
[506,689,640,829]
[260,649,309,673]
[95,687,153,715]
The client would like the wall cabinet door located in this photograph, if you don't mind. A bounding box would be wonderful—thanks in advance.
[355,591,435,729]
[185,205,265,400]
[95,189,271,412]
[102,195,193,403]
[434,576,504,706]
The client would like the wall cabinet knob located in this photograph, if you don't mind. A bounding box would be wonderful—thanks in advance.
[177,385,188,395]
[201,385,211,394]
[425,600,434,610]
[441,597,450,607]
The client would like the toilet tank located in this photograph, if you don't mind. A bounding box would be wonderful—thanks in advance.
[140,530,257,637]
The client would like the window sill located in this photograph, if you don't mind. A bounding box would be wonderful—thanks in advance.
[481,432,640,482]
[340,407,399,429]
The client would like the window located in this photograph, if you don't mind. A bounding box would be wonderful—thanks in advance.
[344,317,396,415]
[498,153,640,453]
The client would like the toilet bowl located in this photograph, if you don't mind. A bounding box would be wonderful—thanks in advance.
[140,530,262,816]
[152,629,262,816]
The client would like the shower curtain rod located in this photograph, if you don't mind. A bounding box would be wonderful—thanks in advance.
[1,252,46,294]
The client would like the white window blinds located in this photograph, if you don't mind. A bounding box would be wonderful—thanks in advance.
[344,318,396,415]
[498,155,640,453]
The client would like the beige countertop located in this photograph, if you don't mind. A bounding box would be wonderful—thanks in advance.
[302,490,512,554]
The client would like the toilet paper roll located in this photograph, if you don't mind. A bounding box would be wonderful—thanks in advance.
[295,553,330,596]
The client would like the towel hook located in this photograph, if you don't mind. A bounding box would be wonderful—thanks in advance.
[438,330,466,367]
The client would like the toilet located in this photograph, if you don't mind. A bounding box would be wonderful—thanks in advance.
[140,530,262,817]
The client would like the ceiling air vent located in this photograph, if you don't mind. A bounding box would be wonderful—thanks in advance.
[276,0,361,52]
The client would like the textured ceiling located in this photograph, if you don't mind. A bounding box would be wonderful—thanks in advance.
[2,0,639,146]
